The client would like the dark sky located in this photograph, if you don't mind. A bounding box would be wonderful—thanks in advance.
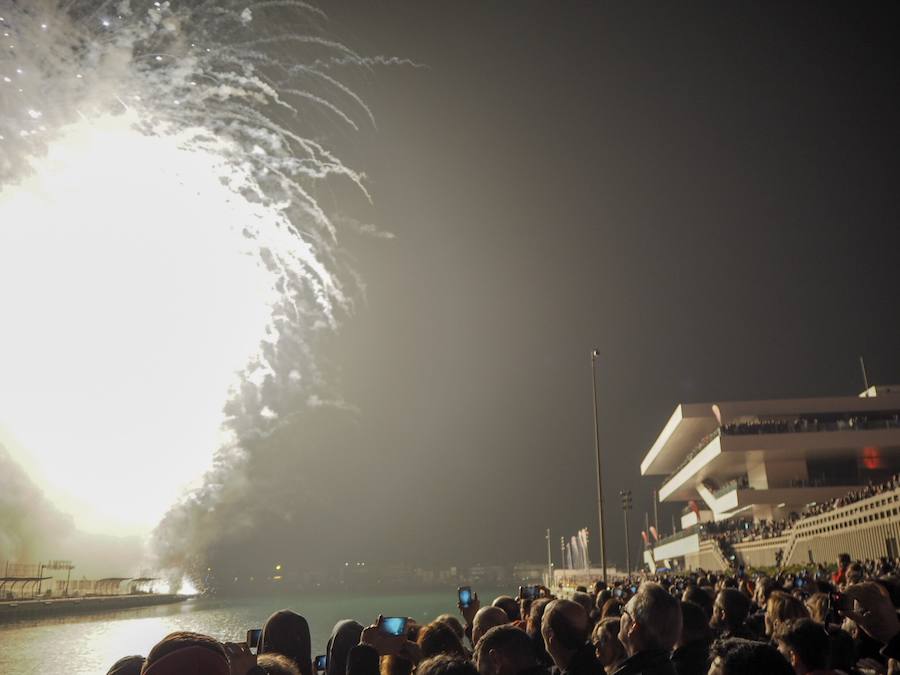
[268,1,900,570]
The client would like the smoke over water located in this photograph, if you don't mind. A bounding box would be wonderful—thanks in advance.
[0,1,378,586]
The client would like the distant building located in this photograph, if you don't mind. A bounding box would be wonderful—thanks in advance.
[511,562,545,583]
[641,388,900,570]
[467,564,508,585]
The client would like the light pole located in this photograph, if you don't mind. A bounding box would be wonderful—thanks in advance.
[620,490,632,574]
[590,349,608,583]
[653,489,660,535]
[545,528,553,586]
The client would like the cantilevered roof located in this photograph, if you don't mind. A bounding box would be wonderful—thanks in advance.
[640,392,900,477]
[640,403,718,476]
[713,393,900,425]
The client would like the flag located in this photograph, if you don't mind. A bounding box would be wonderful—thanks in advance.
[689,500,701,518]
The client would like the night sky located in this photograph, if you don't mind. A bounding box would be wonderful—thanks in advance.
[294,1,900,570]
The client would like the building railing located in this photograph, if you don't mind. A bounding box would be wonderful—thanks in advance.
[652,525,699,549]
[721,412,900,436]
[658,485,900,570]
[663,430,720,485]
[713,476,750,499]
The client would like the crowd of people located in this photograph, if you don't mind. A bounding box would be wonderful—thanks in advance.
[668,472,900,552]
[800,473,900,519]
[105,552,900,675]
[665,413,900,493]
[720,414,900,436]
[700,518,793,545]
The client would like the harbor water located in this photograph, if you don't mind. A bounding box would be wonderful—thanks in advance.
[0,589,505,675]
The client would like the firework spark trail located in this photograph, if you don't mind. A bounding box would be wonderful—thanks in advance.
[0,0,385,580]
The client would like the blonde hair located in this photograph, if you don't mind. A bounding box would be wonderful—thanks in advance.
[767,591,809,632]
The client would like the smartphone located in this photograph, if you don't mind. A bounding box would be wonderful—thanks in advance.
[315,655,328,671]
[794,578,805,588]
[613,588,623,598]
[630,585,638,594]
[246,628,262,652]
[380,616,408,637]
[458,586,474,608]
[519,585,538,600]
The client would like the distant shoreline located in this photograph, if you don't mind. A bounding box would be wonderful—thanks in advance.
[0,593,189,623]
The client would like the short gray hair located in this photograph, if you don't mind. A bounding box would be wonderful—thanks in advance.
[627,583,682,651]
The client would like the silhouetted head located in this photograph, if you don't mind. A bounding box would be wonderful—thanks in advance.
[492,596,521,622]
[259,653,302,675]
[326,620,363,675]
[473,606,510,645]
[526,598,551,639]
[571,591,593,618]
[712,589,751,632]
[436,614,466,641]
[765,592,809,637]
[474,625,537,675]
[418,621,467,659]
[708,638,794,675]
[774,618,830,674]
[599,598,624,619]
[141,632,229,675]
[107,655,145,675]
[619,583,682,656]
[260,610,313,675]
[591,618,626,670]
[679,601,711,647]
[541,599,589,669]
[681,585,713,619]
[417,655,479,675]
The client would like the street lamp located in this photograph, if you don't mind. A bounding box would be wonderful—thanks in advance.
[620,490,633,574]
[590,348,608,583]
[545,528,553,587]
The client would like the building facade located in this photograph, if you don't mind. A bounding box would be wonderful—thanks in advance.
[641,387,900,570]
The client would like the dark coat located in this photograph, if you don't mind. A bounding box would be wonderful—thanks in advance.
[670,640,710,675]
[553,643,604,675]
[612,649,677,675]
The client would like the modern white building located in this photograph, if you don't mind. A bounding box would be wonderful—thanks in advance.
[641,386,900,570]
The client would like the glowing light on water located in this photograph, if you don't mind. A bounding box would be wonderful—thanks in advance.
[158,575,199,596]
[0,1,373,545]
